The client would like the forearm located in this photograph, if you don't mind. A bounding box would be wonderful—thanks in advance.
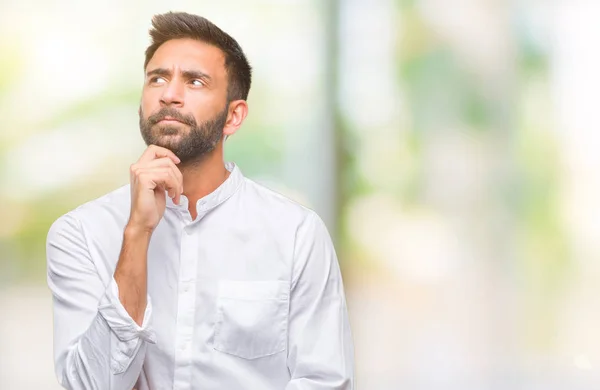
[57,311,148,390]
[48,215,155,390]
[114,225,152,326]
[285,296,354,390]
[286,213,355,388]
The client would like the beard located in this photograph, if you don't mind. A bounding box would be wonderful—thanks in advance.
[139,104,228,164]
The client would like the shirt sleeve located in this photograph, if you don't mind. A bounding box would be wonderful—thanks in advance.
[285,212,355,389]
[46,212,156,390]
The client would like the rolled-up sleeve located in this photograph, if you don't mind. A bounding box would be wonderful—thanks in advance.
[285,212,355,389]
[46,212,156,390]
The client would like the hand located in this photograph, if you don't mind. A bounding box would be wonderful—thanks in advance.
[127,145,183,233]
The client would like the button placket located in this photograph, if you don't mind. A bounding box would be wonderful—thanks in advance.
[173,223,198,389]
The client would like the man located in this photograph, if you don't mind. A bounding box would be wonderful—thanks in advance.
[46,11,354,390]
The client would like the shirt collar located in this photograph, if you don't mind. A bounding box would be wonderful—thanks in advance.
[166,161,243,212]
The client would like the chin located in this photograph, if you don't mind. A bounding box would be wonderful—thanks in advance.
[151,137,180,151]
[154,123,183,134]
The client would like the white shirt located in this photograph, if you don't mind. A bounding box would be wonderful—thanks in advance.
[46,162,354,390]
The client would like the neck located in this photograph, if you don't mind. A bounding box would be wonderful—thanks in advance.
[179,140,230,218]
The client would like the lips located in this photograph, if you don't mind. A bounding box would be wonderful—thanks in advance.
[159,116,183,123]
[147,109,193,126]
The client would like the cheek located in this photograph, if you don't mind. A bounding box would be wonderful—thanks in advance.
[188,94,225,119]
[140,89,160,112]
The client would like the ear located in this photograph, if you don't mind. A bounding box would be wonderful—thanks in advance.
[223,100,248,137]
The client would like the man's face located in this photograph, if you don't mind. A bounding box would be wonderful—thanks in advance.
[139,38,230,163]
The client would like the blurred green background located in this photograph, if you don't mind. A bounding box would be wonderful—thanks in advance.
[2,0,600,388]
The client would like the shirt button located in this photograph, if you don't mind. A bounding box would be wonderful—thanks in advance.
[179,341,189,351]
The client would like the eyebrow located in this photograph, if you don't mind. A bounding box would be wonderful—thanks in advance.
[146,68,212,84]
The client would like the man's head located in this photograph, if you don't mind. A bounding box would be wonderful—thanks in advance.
[139,12,251,164]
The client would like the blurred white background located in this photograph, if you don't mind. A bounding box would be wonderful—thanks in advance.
[2,0,600,388]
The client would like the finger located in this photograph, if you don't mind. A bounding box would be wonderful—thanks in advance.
[138,144,180,165]
[144,159,184,200]
[141,157,178,169]
[154,169,179,200]
[133,159,183,197]
[141,158,183,185]
[137,169,180,202]
[167,167,182,205]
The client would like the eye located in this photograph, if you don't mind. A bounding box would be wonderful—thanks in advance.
[191,79,204,87]
[150,76,166,84]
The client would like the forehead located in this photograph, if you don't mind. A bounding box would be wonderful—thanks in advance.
[146,38,226,79]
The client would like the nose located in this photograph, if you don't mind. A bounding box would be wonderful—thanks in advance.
[160,79,184,107]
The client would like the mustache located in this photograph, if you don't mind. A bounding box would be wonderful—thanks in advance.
[147,107,197,127]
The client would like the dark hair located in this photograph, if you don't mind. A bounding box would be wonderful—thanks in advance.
[144,12,252,101]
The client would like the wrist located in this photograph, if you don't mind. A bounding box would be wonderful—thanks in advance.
[124,223,153,242]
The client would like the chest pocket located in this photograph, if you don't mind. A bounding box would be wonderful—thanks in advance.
[213,280,290,360]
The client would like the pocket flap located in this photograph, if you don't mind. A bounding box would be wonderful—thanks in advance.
[218,280,290,301]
